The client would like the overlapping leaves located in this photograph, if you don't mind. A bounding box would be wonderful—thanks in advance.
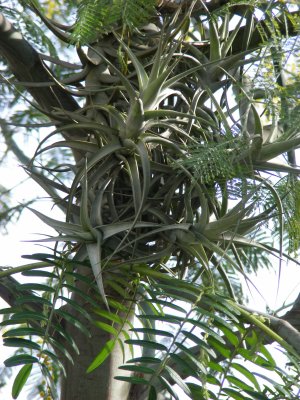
[2,1,300,399]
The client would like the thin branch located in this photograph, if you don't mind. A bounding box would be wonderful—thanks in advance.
[0,13,87,163]
[1,119,31,165]
[0,14,79,115]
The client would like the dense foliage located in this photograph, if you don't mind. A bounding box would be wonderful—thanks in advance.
[1,1,300,399]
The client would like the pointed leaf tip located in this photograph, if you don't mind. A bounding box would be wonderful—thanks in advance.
[12,364,33,399]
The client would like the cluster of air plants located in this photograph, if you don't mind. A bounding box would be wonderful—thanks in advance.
[1,1,300,399]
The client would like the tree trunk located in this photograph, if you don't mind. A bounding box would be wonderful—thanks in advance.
[60,313,132,400]
[57,264,133,400]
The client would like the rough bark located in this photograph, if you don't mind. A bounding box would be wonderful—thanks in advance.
[60,308,132,400]
[0,14,80,116]
[57,265,133,400]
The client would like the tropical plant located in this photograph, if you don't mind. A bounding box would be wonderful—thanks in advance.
[1,1,300,399]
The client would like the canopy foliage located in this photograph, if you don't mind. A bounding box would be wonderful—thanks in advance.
[1,1,300,399]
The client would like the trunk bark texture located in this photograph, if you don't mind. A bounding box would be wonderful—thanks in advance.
[60,309,132,400]
[58,266,133,400]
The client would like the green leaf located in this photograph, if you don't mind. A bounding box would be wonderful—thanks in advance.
[175,342,206,374]
[94,309,123,324]
[4,354,38,367]
[243,390,269,400]
[116,35,148,91]
[187,383,217,400]
[42,349,66,371]
[15,295,52,307]
[207,336,232,359]
[58,296,93,322]
[209,18,221,61]
[11,311,48,322]
[259,345,276,367]
[127,356,161,364]
[148,386,157,400]
[218,325,240,347]
[50,323,80,355]
[231,363,260,391]
[22,253,58,262]
[27,207,93,241]
[2,327,44,338]
[48,337,74,365]
[87,238,109,309]
[3,338,41,351]
[106,280,128,298]
[207,374,222,386]
[12,364,33,399]
[227,375,254,391]
[137,314,184,324]
[17,283,56,293]
[94,321,118,336]
[181,330,216,358]
[107,299,128,312]
[239,349,273,369]
[125,340,168,352]
[185,319,225,343]
[0,307,20,315]
[39,139,100,154]
[158,376,180,400]
[55,309,91,337]
[148,299,186,314]
[87,339,115,373]
[208,361,224,374]
[164,365,192,397]
[22,270,57,278]
[114,375,149,385]
[119,364,155,374]
[63,283,100,308]
[131,328,174,338]
[168,353,197,377]
[222,388,248,400]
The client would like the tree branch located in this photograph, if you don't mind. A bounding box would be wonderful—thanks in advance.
[0,274,21,307]
[0,118,31,165]
[0,13,87,164]
[0,14,80,115]
[130,295,300,399]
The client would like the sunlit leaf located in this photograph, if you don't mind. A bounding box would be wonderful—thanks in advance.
[87,339,115,373]
[12,364,32,399]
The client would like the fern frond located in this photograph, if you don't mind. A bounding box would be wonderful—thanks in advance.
[175,137,251,184]
[72,0,121,44]
[72,0,157,44]
[121,0,157,30]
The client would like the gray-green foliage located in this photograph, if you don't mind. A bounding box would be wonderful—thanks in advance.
[1,1,300,399]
